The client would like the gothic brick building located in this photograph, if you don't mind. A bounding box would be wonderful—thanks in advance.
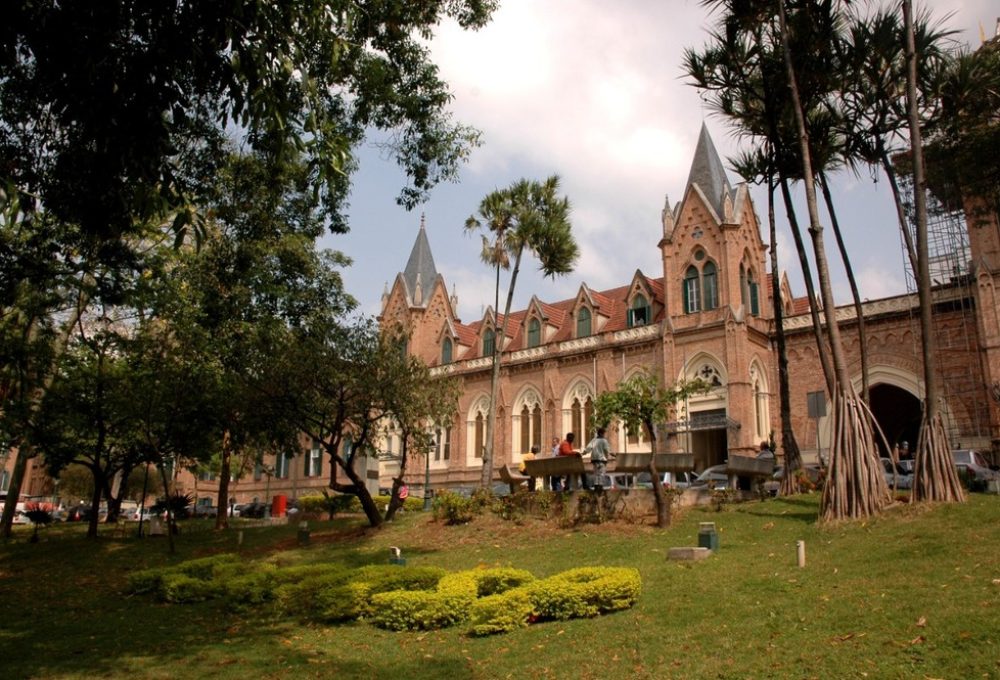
[379,125,1000,491]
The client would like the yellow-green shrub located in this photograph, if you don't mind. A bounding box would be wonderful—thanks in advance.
[175,553,240,580]
[470,567,535,596]
[127,568,165,594]
[221,566,279,610]
[159,573,224,603]
[368,571,478,631]
[468,588,534,636]
[528,567,641,620]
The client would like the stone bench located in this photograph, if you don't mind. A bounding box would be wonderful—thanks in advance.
[612,453,695,474]
[726,454,775,478]
[497,464,531,493]
[523,456,588,489]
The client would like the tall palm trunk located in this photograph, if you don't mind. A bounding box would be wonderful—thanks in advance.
[480,258,503,487]
[777,0,888,519]
[767,167,802,495]
[778,174,835,395]
[819,172,870,404]
[902,0,964,503]
[481,245,525,487]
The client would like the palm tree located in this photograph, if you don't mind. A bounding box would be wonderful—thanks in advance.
[901,0,965,502]
[465,176,578,488]
[773,0,889,519]
[839,4,963,502]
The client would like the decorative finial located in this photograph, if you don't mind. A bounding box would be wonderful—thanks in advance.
[420,213,426,230]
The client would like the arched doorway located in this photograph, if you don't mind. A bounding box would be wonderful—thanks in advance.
[868,383,921,457]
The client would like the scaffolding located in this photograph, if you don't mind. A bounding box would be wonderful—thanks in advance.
[898,173,991,448]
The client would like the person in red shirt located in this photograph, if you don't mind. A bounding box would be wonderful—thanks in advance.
[557,432,587,490]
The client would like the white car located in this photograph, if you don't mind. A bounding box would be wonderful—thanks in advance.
[952,450,999,484]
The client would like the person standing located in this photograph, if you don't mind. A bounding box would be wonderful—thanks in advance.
[519,445,539,492]
[558,432,583,490]
[549,436,562,492]
[587,427,612,490]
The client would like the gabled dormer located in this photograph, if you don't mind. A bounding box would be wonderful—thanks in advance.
[571,283,609,338]
[625,270,658,328]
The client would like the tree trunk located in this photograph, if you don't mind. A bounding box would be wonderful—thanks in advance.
[819,172,871,404]
[767,167,802,496]
[157,462,176,555]
[644,420,670,527]
[902,0,965,503]
[777,0,888,520]
[215,429,232,530]
[384,434,409,522]
[1,442,32,541]
[481,258,503,487]
[481,245,525,488]
[880,148,919,271]
[325,430,383,528]
[778,175,835,395]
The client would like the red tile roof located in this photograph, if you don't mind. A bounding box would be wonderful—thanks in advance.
[452,274,666,358]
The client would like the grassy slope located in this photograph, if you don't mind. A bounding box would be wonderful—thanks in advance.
[1,494,998,680]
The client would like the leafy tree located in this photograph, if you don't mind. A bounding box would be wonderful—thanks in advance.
[258,319,453,528]
[592,370,707,527]
[465,176,578,487]
[0,0,498,242]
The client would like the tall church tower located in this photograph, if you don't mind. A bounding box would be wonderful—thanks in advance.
[659,124,774,460]
[380,216,457,366]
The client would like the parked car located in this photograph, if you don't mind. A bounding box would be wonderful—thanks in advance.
[764,464,826,495]
[127,507,164,522]
[880,457,913,490]
[689,464,732,491]
[192,505,218,518]
[952,449,1000,488]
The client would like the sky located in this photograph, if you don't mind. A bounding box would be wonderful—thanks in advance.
[324,0,997,325]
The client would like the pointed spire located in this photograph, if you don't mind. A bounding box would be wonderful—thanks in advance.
[380,281,389,311]
[450,284,458,313]
[402,216,437,307]
[661,193,675,238]
[685,123,733,219]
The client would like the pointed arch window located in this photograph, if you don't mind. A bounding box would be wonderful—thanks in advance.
[627,294,650,328]
[740,264,748,308]
[577,306,592,337]
[527,317,541,348]
[483,328,496,357]
[441,337,453,364]
[474,412,484,459]
[702,261,719,310]
[748,271,760,316]
[684,266,701,313]
[570,396,594,441]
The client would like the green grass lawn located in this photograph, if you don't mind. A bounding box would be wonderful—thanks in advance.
[2,494,999,679]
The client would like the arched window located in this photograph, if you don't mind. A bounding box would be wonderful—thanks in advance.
[747,270,760,316]
[474,412,484,459]
[483,328,496,357]
[702,261,719,310]
[441,337,453,364]
[520,404,531,452]
[684,266,701,313]
[527,317,541,348]
[739,264,748,308]
[627,294,650,327]
[531,404,542,449]
[577,306,592,337]
[570,396,595,441]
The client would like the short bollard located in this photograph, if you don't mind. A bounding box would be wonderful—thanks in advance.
[796,540,806,568]
[237,530,244,547]
[297,521,310,546]
[698,522,719,551]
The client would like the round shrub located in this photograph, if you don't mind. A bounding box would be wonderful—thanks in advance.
[368,571,478,631]
[470,567,535,597]
[159,573,224,603]
[468,588,534,636]
[528,567,641,621]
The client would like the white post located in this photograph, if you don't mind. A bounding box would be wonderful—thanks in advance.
[796,540,806,568]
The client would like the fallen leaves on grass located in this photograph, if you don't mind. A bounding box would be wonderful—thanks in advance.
[916,616,927,627]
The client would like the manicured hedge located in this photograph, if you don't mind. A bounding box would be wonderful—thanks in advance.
[127,555,640,636]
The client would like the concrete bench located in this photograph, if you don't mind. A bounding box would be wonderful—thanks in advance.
[726,454,775,478]
[523,456,588,489]
[497,464,531,493]
[612,453,695,473]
